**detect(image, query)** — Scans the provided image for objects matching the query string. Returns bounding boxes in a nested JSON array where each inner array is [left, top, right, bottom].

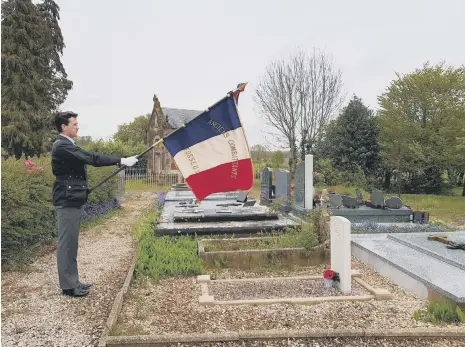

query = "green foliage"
[[1, 157, 56, 263], [270, 150, 286, 169], [134, 207, 204, 282], [1, 0, 72, 158], [414, 300, 464, 324], [82, 139, 147, 168], [113, 114, 151, 146], [377, 62, 465, 194], [1, 155, 121, 264], [319, 95, 381, 178]]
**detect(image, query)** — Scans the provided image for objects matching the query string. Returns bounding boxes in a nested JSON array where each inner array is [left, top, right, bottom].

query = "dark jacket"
[[51, 136, 121, 207]]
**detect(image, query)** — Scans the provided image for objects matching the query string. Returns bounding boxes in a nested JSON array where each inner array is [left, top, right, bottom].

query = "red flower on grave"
[[323, 269, 335, 280], [291, 184, 295, 189]]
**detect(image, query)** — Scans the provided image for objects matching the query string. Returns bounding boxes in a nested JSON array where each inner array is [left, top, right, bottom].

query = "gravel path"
[[209, 278, 369, 300], [116, 258, 463, 344], [1, 191, 154, 347]]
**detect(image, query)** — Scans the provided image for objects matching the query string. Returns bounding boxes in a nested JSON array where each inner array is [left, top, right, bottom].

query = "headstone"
[[328, 194, 343, 209], [342, 195, 358, 209], [275, 169, 291, 200], [330, 216, 351, 294], [236, 191, 248, 203], [294, 163, 305, 208], [385, 196, 403, 209], [371, 189, 385, 208], [260, 168, 272, 205], [305, 155, 314, 210], [414, 211, 429, 224], [356, 189, 364, 205]]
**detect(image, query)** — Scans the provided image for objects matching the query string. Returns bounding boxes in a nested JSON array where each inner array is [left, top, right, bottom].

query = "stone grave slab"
[[330, 205, 412, 223], [158, 189, 298, 236], [387, 233, 465, 270], [352, 231, 465, 304]]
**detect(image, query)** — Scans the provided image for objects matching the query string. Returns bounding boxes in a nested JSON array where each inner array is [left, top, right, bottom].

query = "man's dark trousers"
[[56, 205, 84, 290]]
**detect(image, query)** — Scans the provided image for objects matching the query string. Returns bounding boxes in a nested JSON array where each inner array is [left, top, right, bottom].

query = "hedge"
[[1, 155, 122, 264]]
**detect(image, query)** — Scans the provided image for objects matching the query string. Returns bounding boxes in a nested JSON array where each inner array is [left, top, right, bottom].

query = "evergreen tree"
[[320, 95, 380, 177], [1, 0, 72, 158]]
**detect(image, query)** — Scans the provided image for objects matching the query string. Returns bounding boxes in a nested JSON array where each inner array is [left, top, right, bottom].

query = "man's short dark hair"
[[54, 111, 78, 133]]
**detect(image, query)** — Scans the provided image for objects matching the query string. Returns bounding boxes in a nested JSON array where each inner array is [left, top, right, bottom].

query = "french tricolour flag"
[[163, 83, 253, 201]]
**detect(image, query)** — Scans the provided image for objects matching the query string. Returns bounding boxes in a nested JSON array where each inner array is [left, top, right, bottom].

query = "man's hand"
[[120, 156, 138, 167]]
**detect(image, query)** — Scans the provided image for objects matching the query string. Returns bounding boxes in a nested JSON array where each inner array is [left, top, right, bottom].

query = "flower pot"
[[323, 278, 333, 288]]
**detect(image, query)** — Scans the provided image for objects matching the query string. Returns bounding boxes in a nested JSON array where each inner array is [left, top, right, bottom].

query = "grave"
[[275, 169, 291, 200], [352, 230, 465, 305], [260, 167, 274, 205], [157, 187, 298, 236]]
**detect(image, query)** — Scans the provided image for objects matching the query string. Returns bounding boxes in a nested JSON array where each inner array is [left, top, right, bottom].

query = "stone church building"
[[146, 94, 202, 180]]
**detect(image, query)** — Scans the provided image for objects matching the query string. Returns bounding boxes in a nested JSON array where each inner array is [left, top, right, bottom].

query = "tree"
[[250, 144, 269, 163], [319, 95, 381, 178], [377, 62, 465, 194], [270, 150, 285, 169], [254, 48, 344, 175], [113, 114, 151, 145], [1, 0, 72, 158]]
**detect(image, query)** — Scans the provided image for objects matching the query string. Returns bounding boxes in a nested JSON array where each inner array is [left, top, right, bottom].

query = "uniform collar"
[[59, 134, 75, 145]]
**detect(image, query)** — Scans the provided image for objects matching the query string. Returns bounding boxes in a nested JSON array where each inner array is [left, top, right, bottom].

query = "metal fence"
[[121, 167, 184, 188]]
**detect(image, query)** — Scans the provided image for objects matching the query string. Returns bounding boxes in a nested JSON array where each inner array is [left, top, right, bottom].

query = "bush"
[[1, 155, 122, 264], [134, 204, 204, 282]]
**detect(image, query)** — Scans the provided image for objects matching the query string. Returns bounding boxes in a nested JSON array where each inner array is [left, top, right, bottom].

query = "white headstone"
[[305, 154, 314, 210], [330, 216, 351, 293]]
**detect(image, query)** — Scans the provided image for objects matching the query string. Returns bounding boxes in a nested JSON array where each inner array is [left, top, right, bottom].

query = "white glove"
[[120, 156, 138, 167]]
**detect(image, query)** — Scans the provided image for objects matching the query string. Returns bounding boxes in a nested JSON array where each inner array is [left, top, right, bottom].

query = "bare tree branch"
[[254, 48, 345, 174]]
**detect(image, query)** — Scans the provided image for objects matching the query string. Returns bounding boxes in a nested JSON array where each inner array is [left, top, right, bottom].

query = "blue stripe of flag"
[[163, 96, 242, 157]]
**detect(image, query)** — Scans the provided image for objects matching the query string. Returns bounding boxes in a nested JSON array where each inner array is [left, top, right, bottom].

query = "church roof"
[[162, 108, 203, 129]]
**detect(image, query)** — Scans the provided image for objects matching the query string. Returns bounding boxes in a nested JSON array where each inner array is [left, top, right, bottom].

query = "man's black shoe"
[[62, 287, 89, 297], [78, 281, 93, 290]]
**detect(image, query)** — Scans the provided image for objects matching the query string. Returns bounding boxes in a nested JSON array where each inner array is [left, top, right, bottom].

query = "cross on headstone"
[[330, 216, 351, 294]]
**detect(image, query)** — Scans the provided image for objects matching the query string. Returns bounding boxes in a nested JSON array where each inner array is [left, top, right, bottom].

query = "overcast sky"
[[57, 0, 465, 147]]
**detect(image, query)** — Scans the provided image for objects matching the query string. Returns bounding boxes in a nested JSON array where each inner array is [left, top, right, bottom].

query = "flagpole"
[[88, 138, 164, 194]]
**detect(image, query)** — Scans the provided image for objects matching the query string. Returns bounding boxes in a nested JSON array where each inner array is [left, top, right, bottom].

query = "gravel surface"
[[1, 192, 154, 347], [116, 259, 463, 339], [142, 339, 465, 347], [209, 279, 369, 300]]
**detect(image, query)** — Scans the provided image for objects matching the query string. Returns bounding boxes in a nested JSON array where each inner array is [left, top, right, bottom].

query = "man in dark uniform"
[[52, 111, 138, 297]]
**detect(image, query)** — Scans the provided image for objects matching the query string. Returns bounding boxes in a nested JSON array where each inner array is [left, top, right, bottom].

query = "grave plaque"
[[342, 195, 358, 209], [385, 196, 403, 209], [260, 168, 272, 205], [330, 216, 352, 293], [294, 163, 305, 208], [371, 189, 385, 208], [236, 191, 248, 203], [275, 169, 291, 200], [328, 194, 343, 209]]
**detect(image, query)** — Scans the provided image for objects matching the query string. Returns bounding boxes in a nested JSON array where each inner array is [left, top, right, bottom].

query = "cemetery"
[[98, 154, 465, 346]]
